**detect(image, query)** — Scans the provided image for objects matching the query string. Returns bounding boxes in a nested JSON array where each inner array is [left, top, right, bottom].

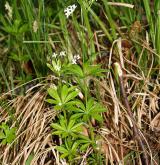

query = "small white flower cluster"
[[51, 51, 66, 59], [5, 1, 12, 19], [54, 65, 61, 71], [52, 52, 57, 58], [64, 4, 77, 18], [50, 59, 61, 72], [71, 54, 80, 64], [59, 51, 66, 57]]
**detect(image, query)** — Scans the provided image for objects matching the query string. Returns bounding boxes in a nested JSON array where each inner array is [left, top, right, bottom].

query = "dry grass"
[[0, 79, 64, 165], [91, 37, 160, 164]]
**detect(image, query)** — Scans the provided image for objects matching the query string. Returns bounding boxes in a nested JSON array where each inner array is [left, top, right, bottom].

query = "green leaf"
[[56, 146, 68, 154], [80, 143, 90, 151], [51, 115, 83, 138], [64, 91, 79, 103], [0, 131, 5, 139], [66, 65, 84, 77], [59, 116, 66, 128], [67, 119, 76, 130], [19, 24, 28, 33], [86, 98, 95, 110], [45, 99, 57, 104], [52, 131, 64, 136], [92, 114, 103, 121], [68, 86, 77, 92], [1, 139, 7, 145], [61, 85, 69, 103], [76, 100, 86, 111], [65, 100, 81, 107], [47, 88, 61, 102], [54, 105, 63, 110], [70, 113, 83, 119], [60, 152, 69, 159], [83, 62, 106, 77], [0, 123, 16, 145], [47, 85, 79, 109], [71, 122, 83, 132], [51, 123, 65, 131], [72, 142, 80, 151]]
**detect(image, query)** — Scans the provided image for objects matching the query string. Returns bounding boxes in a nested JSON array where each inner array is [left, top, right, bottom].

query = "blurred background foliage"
[[0, 0, 159, 92]]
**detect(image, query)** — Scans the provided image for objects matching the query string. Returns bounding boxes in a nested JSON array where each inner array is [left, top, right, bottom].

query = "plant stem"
[[113, 62, 149, 165]]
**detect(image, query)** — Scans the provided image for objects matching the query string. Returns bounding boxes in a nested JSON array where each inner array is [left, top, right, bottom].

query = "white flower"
[[5, 2, 12, 19], [52, 52, 58, 58], [75, 54, 80, 60], [33, 20, 38, 33], [71, 58, 77, 64], [55, 65, 61, 71], [59, 51, 66, 57], [64, 4, 77, 18], [71, 54, 80, 64]]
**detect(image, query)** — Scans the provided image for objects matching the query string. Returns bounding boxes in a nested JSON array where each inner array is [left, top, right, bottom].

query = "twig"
[[113, 62, 149, 165]]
